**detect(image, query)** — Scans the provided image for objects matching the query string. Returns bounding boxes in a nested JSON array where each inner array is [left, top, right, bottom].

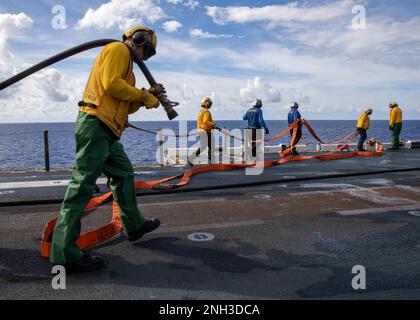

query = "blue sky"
[[0, 0, 419, 122]]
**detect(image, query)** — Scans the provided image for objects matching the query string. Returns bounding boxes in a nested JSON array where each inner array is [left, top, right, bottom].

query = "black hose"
[[0, 39, 118, 90], [0, 38, 179, 119]]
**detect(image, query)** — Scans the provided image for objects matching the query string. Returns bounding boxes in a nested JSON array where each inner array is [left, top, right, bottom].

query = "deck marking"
[[0, 190, 15, 195], [155, 219, 264, 234], [408, 211, 420, 217], [253, 194, 272, 199], [338, 203, 420, 216], [139, 198, 227, 207], [188, 232, 215, 241], [134, 171, 156, 175], [0, 178, 108, 190]]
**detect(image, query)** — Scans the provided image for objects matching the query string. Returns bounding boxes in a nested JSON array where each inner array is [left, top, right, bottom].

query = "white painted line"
[[0, 190, 15, 195], [337, 203, 420, 216], [253, 194, 272, 200], [0, 178, 108, 190], [408, 211, 420, 217], [140, 198, 227, 207], [134, 171, 156, 175]]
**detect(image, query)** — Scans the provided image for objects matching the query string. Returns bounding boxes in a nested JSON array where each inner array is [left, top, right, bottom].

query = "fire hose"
[[40, 120, 383, 257]]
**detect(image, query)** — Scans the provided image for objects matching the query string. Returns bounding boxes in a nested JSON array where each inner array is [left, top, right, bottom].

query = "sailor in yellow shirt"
[[49, 26, 163, 273], [389, 102, 403, 150], [356, 108, 372, 151], [188, 97, 220, 166]]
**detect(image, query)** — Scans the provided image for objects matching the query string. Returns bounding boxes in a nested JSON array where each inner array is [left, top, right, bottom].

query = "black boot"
[[128, 218, 161, 242], [57, 254, 105, 274]]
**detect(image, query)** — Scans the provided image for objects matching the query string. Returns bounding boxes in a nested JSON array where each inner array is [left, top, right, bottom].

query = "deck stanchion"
[[44, 130, 50, 172], [158, 128, 164, 166]]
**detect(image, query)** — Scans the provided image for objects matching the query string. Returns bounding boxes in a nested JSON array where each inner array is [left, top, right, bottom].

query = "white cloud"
[[290, 16, 420, 67], [167, 0, 199, 10], [184, 0, 199, 10], [0, 13, 33, 60], [0, 67, 85, 122], [76, 0, 165, 31], [189, 28, 232, 39], [206, 0, 353, 25], [239, 77, 282, 104], [0, 13, 84, 122], [162, 20, 183, 33]]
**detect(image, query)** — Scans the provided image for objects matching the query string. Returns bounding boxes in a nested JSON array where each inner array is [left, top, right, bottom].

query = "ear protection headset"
[[123, 27, 157, 60]]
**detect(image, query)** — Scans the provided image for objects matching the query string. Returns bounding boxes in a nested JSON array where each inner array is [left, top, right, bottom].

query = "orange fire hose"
[[40, 120, 383, 258]]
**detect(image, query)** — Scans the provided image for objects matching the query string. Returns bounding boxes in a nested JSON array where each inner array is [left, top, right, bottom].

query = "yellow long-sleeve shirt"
[[197, 108, 217, 132], [80, 42, 147, 137], [389, 106, 403, 126], [357, 113, 370, 130]]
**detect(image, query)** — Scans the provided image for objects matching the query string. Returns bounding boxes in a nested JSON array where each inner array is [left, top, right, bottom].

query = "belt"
[[78, 101, 97, 109]]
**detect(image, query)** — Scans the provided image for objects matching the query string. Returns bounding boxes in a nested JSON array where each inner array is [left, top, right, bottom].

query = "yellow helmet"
[[201, 97, 213, 107], [123, 26, 157, 59]]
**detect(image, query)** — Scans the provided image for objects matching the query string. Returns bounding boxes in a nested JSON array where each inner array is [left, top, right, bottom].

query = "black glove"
[[265, 128, 269, 135]]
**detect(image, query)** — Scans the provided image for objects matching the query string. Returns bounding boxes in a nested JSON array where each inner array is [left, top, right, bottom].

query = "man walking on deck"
[[49, 26, 163, 273], [287, 102, 302, 156], [243, 99, 269, 157], [188, 97, 220, 166], [356, 108, 373, 151], [389, 102, 403, 150]]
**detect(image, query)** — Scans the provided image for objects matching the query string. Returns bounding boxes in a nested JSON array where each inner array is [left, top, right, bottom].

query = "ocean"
[[0, 120, 419, 171]]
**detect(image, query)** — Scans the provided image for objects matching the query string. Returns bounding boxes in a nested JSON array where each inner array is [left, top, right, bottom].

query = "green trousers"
[[390, 122, 402, 149], [50, 112, 145, 264]]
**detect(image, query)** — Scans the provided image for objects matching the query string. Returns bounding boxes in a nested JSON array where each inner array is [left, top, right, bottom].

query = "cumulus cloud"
[[0, 12, 34, 100], [0, 13, 84, 122], [184, 0, 199, 10], [167, 0, 199, 10], [162, 20, 183, 33], [0, 67, 85, 122], [206, 0, 353, 25], [290, 16, 420, 68], [239, 77, 282, 104], [189, 28, 232, 39], [0, 13, 33, 60], [283, 88, 310, 106], [76, 0, 165, 31], [33, 69, 73, 102]]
